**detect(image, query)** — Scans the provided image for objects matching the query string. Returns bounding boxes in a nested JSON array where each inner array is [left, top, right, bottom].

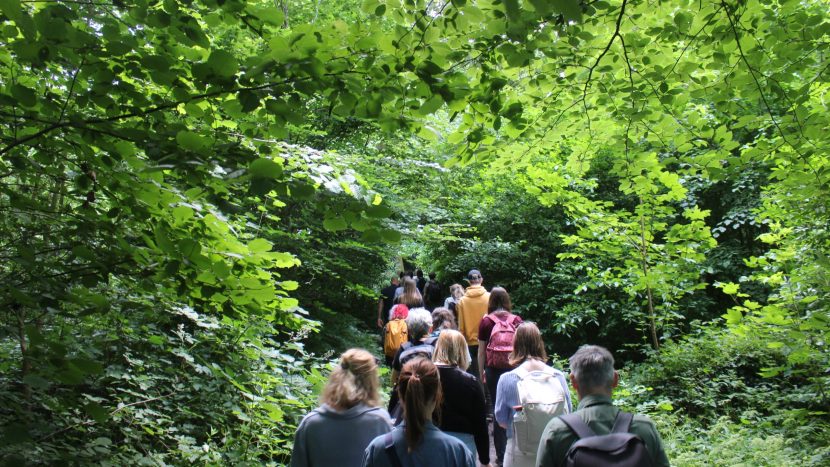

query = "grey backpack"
[[560, 411, 652, 467]]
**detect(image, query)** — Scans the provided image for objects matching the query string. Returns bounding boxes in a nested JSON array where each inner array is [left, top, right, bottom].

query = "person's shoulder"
[[362, 406, 393, 423], [631, 412, 661, 434]]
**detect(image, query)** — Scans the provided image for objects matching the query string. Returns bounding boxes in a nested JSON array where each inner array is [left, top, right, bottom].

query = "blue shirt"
[[291, 404, 392, 467], [362, 422, 476, 467]]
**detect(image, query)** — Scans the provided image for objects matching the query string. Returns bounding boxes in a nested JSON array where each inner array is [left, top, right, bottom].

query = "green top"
[[536, 394, 671, 467]]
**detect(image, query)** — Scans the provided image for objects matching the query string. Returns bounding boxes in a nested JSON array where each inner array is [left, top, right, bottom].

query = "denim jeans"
[[485, 366, 510, 464]]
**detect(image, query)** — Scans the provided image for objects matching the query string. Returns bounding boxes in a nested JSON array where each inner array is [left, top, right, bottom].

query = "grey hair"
[[406, 307, 433, 340], [569, 345, 615, 391]]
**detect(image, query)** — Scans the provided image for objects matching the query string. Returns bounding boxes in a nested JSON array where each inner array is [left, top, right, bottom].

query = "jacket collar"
[[576, 394, 614, 410]]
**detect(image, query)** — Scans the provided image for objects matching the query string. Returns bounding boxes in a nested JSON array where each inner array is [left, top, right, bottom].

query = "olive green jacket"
[[536, 394, 670, 467]]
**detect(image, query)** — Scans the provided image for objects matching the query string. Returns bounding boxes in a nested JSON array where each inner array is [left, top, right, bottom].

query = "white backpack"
[[512, 366, 569, 454]]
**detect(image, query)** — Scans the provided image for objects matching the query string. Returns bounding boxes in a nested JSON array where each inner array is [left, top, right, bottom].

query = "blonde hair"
[[508, 322, 548, 367], [432, 329, 470, 370], [321, 348, 381, 410]]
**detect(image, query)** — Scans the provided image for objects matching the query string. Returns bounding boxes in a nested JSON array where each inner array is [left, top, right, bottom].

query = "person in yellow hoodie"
[[456, 269, 490, 380]]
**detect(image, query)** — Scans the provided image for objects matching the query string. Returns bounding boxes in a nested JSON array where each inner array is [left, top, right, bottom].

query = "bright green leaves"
[[418, 94, 444, 116]]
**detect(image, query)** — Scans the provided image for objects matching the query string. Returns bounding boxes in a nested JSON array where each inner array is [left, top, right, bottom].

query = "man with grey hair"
[[536, 345, 670, 467]]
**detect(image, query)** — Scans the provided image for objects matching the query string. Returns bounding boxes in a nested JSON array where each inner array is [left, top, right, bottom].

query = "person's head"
[[509, 322, 547, 367], [399, 277, 422, 307], [404, 271, 413, 279], [321, 348, 381, 411], [399, 271, 405, 280], [431, 307, 456, 332], [488, 286, 512, 313], [428, 272, 436, 280], [391, 275, 400, 286], [406, 307, 433, 340], [569, 345, 618, 397], [432, 329, 470, 370], [391, 304, 409, 320], [416, 269, 424, 278], [398, 358, 442, 451], [467, 269, 483, 285], [449, 283, 465, 300]]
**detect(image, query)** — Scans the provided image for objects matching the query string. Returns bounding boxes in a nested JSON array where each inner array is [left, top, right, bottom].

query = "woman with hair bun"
[[363, 358, 475, 467], [292, 349, 392, 467]]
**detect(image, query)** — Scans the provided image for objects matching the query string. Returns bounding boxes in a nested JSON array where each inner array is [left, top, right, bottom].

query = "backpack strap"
[[384, 432, 404, 467], [560, 413, 597, 440], [610, 411, 634, 434]]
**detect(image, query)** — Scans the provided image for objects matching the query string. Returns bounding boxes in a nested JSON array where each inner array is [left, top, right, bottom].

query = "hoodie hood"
[[316, 403, 379, 420], [464, 284, 487, 298]]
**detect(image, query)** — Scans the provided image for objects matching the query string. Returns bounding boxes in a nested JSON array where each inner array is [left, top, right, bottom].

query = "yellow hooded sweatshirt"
[[457, 285, 490, 346]]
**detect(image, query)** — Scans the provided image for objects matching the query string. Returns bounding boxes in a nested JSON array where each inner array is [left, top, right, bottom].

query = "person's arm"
[[468, 377, 491, 466], [494, 373, 516, 429], [377, 298, 384, 329], [477, 342, 486, 382], [290, 418, 309, 467], [535, 419, 562, 467]]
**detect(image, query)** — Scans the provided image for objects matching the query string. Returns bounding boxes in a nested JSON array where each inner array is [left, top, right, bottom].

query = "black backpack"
[[398, 337, 437, 367], [560, 411, 653, 467]]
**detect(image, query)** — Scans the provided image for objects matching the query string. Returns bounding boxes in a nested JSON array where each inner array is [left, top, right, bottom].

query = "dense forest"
[[1, 0, 828, 464]]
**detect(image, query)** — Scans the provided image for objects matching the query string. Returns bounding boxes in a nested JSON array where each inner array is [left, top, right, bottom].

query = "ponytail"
[[397, 357, 442, 452]]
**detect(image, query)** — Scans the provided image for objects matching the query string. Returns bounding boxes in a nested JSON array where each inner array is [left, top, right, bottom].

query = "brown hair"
[[487, 286, 512, 313], [431, 307, 456, 332], [508, 322, 547, 367], [432, 329, 470, 370], [398, 277, 423, 308], [398, 358, 442, 451], [321, 348, 381, 411], [449, 283, 465, 300]]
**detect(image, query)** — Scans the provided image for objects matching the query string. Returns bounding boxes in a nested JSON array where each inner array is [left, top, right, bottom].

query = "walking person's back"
[[536, 345, 670, 467], [456, 269, 489, 378], [292, 349, 392, 467]]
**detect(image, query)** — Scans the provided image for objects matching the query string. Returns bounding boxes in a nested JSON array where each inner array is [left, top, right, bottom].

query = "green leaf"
[[374, 4, 386, 16], [10, 84, 36, 107], [0, 0, 22, 23], [176, 130, 210, 151], [249, 158, 283, 179], [207, 50, 239, 78], [323, 216, 348, 231], [418, 94, 443, 115], [552, 0, 581, 22], [365, 204, 393, 218], [380, 228, 402, 242]]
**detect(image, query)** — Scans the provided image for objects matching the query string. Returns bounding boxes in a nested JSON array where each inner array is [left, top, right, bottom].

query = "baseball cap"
[[467, 269, 482, 281]]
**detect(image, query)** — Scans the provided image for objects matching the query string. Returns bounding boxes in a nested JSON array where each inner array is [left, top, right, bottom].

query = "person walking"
[[430, 307, 457, 337], [292, 349, 392, 467], [456, 270, 489, 379], [395, 277, 425, 309], [378, 275, 400, 330], [477, 287, 522, 466], [433, 329, 491, 467], [423, 272, 444, 311], [536, 345, 670, 467], [362, 358, 475, 467], [444, 284, 465, 313], [494, 323, 571, 467]]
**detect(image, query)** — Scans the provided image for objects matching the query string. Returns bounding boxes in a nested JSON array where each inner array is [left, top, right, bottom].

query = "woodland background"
[[0, 0, 828, 464]]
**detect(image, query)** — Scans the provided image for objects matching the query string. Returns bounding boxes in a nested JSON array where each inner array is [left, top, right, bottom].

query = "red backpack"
[[485, 313, 519, 369]]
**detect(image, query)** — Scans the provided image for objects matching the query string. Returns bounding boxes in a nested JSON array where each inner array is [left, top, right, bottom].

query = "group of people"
[[292, 269, 670, 467]]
